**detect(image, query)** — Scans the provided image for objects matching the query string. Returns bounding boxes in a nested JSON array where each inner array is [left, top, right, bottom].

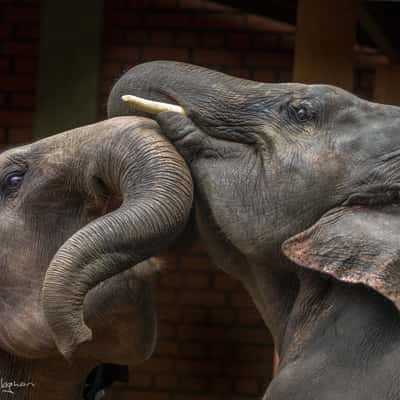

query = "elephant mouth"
[[343, 187, 400, 208]]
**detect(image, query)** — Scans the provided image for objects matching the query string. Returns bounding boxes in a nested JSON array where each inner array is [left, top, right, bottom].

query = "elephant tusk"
[[121, 94, 186, 115]]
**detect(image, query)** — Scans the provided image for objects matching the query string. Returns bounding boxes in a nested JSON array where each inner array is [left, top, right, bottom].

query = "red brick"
[[15, 23, 39, 38], [159, 305, 181, 322], [278, 69, 292, 82], [104, 45, 140, 62], [194, 13, 244, 30], [234, 378, 259, 395], [178, 376, 208, 392], [130, 373, 152, 389], [116, 391, 171, 400], [127, 0, 151, 8], [226, 67, 251, 79], [108, 12, 141, 27], [236, 308, 263, 326], [193, 49, 242, 67], [245, 52, 292, 68], [210, 308, 235, 324], [104, 0, 127, 10], [175, 31, 200, 47], [0, 24, 12, 39], [180, 255, 214, 271], [253, 33, 279, 50], [11, 93, 34, 108], [178, 325, 226, 341], [184, 273, 210, 289], [213, 273, 238, 291], [227, 33, 250, 49], [0, 76, 34, 91], [231, 291, 256, 308], [146, 13, 196, 29], [2, 42, 36, 56], [150, 30, 174, 45], [252, 69, 277, 83], [8, 128, 32, 144], [158, 322, 177, 339], [182, 307, 207, 323], [4, 6, 39, 22], [14, 58, 37, 73], [142, 46, 189, 62], [181, 342, 207, 359], [0, 59, 9, 73], [235, 345, 274, 362], [280, 33, 294, 51], [225, 361, 272, 378], [0, 128, 7, 145], [179, 0, 203, 9], [151, 0, 179, 8], [201, 32, 225, 48], [228, 327, 271, 344], [175, 396, 221, 400], [209, 343, 234, 359], [139, 358, 175, 373], [0, 112, 32, 128], [179, 290, 225, 306], [155, 374, 178, 390], [125, 29, 149, 44], [210, 377, 232, 394], [176, 360, 222, 376], [155, 340, 178, 357], [157, 289, 177, 305]]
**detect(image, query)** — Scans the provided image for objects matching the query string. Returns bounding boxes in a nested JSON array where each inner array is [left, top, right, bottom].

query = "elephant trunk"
[[107, 61, 264, 122], [42, 117, 193, 360]]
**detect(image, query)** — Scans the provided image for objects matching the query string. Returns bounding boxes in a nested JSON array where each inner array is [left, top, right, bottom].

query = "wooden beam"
[[33, 0, 104, 139], [294, 0, 360, 90], [374, 65, 400, 105], [359, 5, 398, 64]]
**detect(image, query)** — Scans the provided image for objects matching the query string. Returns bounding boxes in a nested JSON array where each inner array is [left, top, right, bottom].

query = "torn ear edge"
[[281, 207, 400, 313]]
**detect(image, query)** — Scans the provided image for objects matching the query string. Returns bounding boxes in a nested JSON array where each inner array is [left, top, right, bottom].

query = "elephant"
[[107, 61, 400, 400], [0, 116, 193, 399]]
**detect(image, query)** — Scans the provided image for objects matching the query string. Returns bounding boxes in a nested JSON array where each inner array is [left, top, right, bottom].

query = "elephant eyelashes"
[[2, 172, 25, 195], [288, 101, 315, 123]]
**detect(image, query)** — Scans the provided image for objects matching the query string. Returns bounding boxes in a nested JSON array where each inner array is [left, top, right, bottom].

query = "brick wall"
[[0, 1, 39, 147], [0, 1, 377, 399], [99, 1, 376, 399]]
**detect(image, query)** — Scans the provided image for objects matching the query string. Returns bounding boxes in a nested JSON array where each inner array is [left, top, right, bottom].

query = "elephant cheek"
[[0, 296, 56, 359]]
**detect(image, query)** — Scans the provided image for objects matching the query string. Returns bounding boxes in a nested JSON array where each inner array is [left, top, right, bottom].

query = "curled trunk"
[[42, 117, 193, 359]]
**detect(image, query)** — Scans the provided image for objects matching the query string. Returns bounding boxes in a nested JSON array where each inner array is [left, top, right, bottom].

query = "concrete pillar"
[[293, 0, 360, 90], [374, 65, 400, 105], [34, 0, 104, 139]]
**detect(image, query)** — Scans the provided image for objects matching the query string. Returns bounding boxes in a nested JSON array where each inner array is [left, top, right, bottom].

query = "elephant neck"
[[268, 272, 400, 399], [0, 349, 93, 400]]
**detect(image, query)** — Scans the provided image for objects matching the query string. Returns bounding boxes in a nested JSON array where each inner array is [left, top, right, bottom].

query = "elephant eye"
[[289, 102, 314, 123], [4, 173, 25, 192]]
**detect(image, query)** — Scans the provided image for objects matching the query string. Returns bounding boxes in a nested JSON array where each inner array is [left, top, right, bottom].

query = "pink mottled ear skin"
[[283, 206, 400, 313]]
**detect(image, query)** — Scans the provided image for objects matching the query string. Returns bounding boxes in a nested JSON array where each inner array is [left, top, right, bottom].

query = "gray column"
[[34, 0, 104, 138]]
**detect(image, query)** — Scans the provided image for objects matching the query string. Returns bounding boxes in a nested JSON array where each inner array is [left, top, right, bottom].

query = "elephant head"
[[108, 61, 400, 398], [0, 116, 193, 364]]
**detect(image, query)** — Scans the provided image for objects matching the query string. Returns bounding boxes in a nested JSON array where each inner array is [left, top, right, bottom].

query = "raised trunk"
[[41, 117, 193, 359]]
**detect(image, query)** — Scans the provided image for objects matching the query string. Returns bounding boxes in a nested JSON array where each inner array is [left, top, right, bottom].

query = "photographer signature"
[[0, 378, 34, 395]]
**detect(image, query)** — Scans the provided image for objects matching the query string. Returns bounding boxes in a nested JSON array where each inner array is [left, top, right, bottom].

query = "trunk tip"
[[56, 324, 93, 362]]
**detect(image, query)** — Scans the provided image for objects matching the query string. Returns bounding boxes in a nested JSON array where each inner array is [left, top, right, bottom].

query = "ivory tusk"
[[121, 94, 186, 115]]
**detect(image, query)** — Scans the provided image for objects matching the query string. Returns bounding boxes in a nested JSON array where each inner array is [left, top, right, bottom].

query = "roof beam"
[[356, 5, 397, 63]]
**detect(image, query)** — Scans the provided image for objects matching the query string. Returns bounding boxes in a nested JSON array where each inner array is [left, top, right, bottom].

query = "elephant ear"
[[282, 205, 400, 311]]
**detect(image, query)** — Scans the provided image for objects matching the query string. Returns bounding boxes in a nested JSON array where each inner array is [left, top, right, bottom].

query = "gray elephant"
[[108, 61, 400, 400], [0, 116, 193, 399]]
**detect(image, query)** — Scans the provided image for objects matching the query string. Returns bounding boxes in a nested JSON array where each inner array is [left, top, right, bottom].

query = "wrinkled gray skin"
[[108, 61, 400, 400], [0, 116, 193, 399]]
